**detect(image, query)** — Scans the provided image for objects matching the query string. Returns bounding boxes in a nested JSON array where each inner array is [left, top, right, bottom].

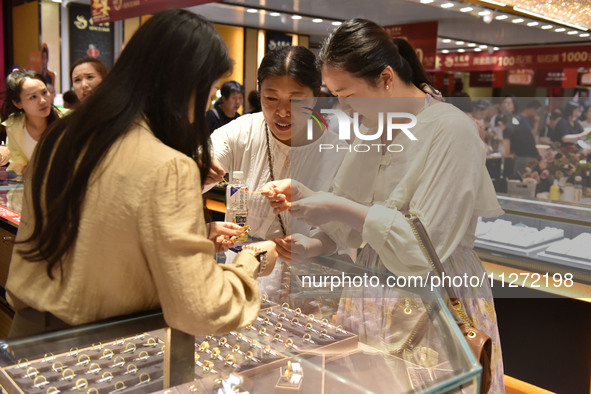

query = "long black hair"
[[317, 18, 430, 89], [19, 9, 232, 278], [257, 46, 321, 96], [1, 68, 60, 124]]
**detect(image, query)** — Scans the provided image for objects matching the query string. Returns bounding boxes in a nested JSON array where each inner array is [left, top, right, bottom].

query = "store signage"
[[91, 0, 220, 24], [435, 44, 591, 71], [580, 70, 591, 86], [0, 206, 20, 225], [265, 31, 293, 54], [70, 3, 114, 69], [470, 71, 495, 87], [506, 69, 534, 86], [384, 21, 438, 70]]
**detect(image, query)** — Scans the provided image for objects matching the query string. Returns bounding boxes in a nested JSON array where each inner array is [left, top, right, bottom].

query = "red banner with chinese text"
[[384, 21, 438, 70], [91, 0, 220, 24], [434, 44, 591, 72]]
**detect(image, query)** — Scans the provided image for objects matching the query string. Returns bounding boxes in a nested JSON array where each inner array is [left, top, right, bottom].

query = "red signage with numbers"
[[384, 21, 438, 70], [91, 0, 220, 24], [435, 44, 591, 71]]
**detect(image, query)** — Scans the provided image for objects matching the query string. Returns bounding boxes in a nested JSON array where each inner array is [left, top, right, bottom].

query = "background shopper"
[[70, 57, 108, 103]]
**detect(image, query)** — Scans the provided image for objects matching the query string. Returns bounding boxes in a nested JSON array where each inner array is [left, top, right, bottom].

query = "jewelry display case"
[[0, 257, 485, 393]]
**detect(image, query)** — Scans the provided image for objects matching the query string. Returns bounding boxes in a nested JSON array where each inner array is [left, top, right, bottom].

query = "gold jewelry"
[[51, 361, 64, 372], [124, 342, 136, 353], [266, 307, 273, 315], [224, 354, 236, 367], [285, 338, 294, 349], [88, 388, 100, 394], [236, 333, 244, 342], [258, 326, 267, 336], [43, 353, 55, 362], [202, 360, 214, 373], [33, 375, 47, 388], [88, 362, 101, 374], [198, 341, 210, 352], [146, 337, 158, 347], [112, 356, 125, 368], [244, 351, 254, 361], [100, 371, 113, 383], [303, 333, 313, 343], [218, 337, 227, 347], [232, 344, 241, 353], [321, 319, 329, 328], [26, 366, 39, 378], [278, 312, 287, 320], [275, 322, 283, 331], [101, 348, 114, 360], [294, 308, 302, 317], [139, 372, 151, 384], [308, 314, 315, 321], [137, 351, 149, 361], [62, 368, 75, 381], [261, 294, 268, 303], [194, 352, 200, 364], [210, 347, 221, 359], [114, 381, 126, 390], [75, 378, 88, 390], [282, 302, 290, 311], [47, 387, 59, 394], [291, 317, 299, 325], [273, 333, 282, 342], [77, 354, 90, 366], [126, 363, 138, 374]]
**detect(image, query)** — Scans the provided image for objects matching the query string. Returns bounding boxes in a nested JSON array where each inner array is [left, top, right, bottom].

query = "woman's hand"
[[260, 179, 313, 214], [206, 221, 242, 253], [241, 240, 278, 277], [0, 146, 11, 167], [272, 233, 323, 262], [205, 158, 226, 186]]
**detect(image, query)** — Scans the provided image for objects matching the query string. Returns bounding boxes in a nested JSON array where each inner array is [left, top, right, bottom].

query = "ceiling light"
[[442, 49, 450, 54], [420, 0, 434, 3], [460, 7, 473, 12], [568, 30, 579, 35], [493, 46, 500, 50], [527, 21, 539, 27], [442, 38, 452, 43], [332, 21, 342, 26], [291, 15, 302, 20], [312, 18, 323, 23], [456, 41, 465, 45], [458, 48, 466, 53], [441, 3, 454, 8], [555, 27, 566, 32], [479, 44, 488, 48], [269, 12, 280, 16], [468, 43, 477, 47], [512, 18, 524, 24], [474, 48, 483, 52], [481, 0, 506, 6], [246, 8, 258, 13], [541, 24, 553, 29], [478, 11, 491, 16], [495, 15, 508, 20], [581, 33, 591, 37]]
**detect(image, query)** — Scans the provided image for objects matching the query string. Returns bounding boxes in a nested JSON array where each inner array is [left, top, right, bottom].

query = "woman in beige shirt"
[[6, 9, 277, 338]]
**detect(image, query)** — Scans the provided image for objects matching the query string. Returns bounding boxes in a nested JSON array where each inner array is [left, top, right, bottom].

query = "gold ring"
[[33, 375, 47, 388], [224, 354, 236, 367], [308, 314, 315, 321], [43, 353, 55, 362], [303, 333, 312, 343], [218, 337, 227, 347], [26, 366, 38, 378], [115, 337, 125, 345], [17, 358, 29, 368], [91, 342, 102, 351], [75, 378, 88, 390], [68, 348, 79, 357], [245, 351, 253, 361], [321, 319, 329, 328], [102, 348, 114, 359], [321, 328, 328, 337], [214, 377, 223, 386], [285, 338, 294, 349], [245, 324, 252, 330], [88, 362, 101, 374], [62, 368, 75, 381], [210, 347, 221, 359], [273, 333, 282, 342], [263, 317, 270, 325], [127, 363, 138, 374], [305, 323, 313, 331], [266, 307, 273, 315], [101, 371, 113, 382], [147, 337, 157, 347], [291, 317, 299, 325], [281, 302, 289, 311], [232, 344, 241, 353], [114, 381, 126, 390], [113, 356, 125, 368], [279, 312, 287, 320], [139, 372, 151, 384], [77, 354, 90, 366], [261, 294, 268, 303], [236, 333, 244, 342], [258, 326, 267, 335], [138, 350, 149, 361], [47, 386, 59, 394], [336, 325, 344, 333], [87, 389, 99, 394], [194, 352, 200, 363], [202, 360, 214, 373], [125, 342, 137, 352], [205, 335, 213, 341], [52, 361, 64, 372], [294, 308, 302, 316], [263, 345, 271, 354], [198, 341, 210, 352]]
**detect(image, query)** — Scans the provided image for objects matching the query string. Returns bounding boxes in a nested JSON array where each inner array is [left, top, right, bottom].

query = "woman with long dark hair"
[[1, 69, 63, 174], [6, 9, 277, 338], [263, 19, 504, 393]]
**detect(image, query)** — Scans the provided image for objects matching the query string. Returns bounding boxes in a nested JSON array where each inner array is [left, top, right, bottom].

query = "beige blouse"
[[6, 121, 261, 335]]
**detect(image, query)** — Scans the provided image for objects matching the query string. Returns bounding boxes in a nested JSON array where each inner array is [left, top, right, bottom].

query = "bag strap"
[[404, 213, 475, 327]]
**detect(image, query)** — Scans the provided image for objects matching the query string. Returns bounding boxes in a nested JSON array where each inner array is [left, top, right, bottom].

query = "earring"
[[386, 85, 390, 90]]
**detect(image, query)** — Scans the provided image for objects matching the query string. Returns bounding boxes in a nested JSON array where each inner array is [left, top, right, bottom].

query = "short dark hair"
[[258, 46, 321, 96], [220, 81, 242, 98], [62, 90, 79, 106], [70, 57, 108, 81], [318, 19, 430, 89], [525, 100, 542, 110]]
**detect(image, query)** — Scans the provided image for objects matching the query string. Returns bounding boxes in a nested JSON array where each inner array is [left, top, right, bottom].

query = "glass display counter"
[[0, 255, 484, 393]]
